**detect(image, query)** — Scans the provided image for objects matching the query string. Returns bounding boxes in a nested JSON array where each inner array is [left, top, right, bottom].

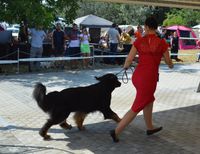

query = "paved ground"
[[0, 63, 200, 154]]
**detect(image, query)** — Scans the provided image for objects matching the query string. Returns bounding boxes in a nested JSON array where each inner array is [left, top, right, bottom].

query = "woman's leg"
[[115, 109, 138, 135], [86, 53, 91, 67], [143, 102, 163, 135], [143, 102, 154, 130]]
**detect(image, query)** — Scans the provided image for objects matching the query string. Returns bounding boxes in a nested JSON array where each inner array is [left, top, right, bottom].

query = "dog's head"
[[95, 73, 121, 89]]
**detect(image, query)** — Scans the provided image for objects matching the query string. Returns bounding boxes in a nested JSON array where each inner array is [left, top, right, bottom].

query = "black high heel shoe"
[[146, 127, 163, 135], [110, 130, 119, 143]]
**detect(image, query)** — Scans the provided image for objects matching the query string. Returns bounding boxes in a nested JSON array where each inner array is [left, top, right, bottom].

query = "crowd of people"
[[27, 23, 92, 71], [0, 19, 184, 71], [28, 21, 167, 71]]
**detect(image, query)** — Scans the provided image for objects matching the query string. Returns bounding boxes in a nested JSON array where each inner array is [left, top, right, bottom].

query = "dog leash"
[[115, 66, 135, 84]]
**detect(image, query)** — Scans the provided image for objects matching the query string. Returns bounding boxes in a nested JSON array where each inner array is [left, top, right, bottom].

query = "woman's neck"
[[147, 30, 156, 35]]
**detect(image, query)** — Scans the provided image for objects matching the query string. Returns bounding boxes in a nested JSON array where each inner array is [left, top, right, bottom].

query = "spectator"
[[28, 24, 46, 72], [99, 36, 108, 49], [196, 40, 200, 62], [128, 28, 136, 44], [135, 25, 143, 39], [121, 31, 132, 44], [107, 23, 120, 64], [170, 31, 183, 62], [160, 29, 167, 39], [0, 24, 4, 31], [196, 53, 200, 62], [80, 28, 91, 68], [52, 23, 65, 57], [116, 24, 122, 35], [19, 21, 29, 43], [66, 23, 81, 69]]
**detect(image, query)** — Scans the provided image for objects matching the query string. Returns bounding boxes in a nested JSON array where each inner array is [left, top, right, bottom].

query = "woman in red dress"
[[110, 17, 174, 142]]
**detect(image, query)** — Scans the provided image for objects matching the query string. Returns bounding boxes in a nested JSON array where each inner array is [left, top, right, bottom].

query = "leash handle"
[[115, 68, 125, 76], [116, 66, 135, 84], [121, 69, 128, 84]]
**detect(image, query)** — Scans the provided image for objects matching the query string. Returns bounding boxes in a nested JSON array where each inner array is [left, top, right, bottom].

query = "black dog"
[[33, 73, 121, 140]]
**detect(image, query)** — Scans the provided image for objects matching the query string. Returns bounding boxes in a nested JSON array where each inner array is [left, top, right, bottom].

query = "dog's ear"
[[95, 74, 114, 81]]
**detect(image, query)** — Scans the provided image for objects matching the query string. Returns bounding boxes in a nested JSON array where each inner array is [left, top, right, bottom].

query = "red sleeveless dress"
[[131, 34, 168, 112]]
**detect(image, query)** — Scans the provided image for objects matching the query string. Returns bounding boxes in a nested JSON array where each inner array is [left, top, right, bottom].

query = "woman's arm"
[[123, 45, 137, 69], [163, 49, 173, 68]]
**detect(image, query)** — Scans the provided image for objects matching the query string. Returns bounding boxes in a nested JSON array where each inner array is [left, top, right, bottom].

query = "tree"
[[163, 9, 200, 27], [163, 13, 187, 26], [76, 1, 170, 26], [0, 0, 81, 27]]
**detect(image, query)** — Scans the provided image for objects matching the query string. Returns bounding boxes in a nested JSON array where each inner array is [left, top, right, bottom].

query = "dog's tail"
[[32, 82, 48, 112]]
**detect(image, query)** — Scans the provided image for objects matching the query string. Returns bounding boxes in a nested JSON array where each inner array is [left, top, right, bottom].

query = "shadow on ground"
[[0, 104, 199, 154]]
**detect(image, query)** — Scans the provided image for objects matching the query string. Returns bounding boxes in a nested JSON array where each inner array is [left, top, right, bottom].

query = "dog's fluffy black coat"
[[33, 73, 121, 139]]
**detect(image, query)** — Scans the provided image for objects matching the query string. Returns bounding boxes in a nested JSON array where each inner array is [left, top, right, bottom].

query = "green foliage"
[[163, 13, 187, 26], [163, 9, 200, 27], [77, 1, 168, 25], [0, 0, 81, 28], [1, 0, 199, 28]]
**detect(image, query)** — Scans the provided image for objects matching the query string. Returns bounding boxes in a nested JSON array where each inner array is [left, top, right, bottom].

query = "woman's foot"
[[146, 127, 163, 135], [110, 130, 119, 142]]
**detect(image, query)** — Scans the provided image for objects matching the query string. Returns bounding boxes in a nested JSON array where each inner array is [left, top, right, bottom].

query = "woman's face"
[[173, 32, 177, 37], [73, 25, 77, 30], [83, 29, 87, 34]]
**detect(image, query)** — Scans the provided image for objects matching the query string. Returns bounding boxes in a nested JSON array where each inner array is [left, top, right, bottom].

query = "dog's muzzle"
[[116, 81, 121, 87]]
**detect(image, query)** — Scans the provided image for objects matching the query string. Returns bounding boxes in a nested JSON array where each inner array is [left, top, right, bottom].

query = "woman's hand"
[[168, 63, 174, 69], [123, 63, 130, 70], [163, 49, 174, 69]]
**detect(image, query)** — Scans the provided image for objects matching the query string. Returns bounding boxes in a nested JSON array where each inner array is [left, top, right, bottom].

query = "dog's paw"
[[78, 126, 86, 131], [60, 124, 72, 130], [43, 135, 52, 141]]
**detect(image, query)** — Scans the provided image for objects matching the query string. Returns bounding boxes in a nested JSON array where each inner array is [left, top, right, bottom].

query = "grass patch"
[[178, 49, 199, 63]]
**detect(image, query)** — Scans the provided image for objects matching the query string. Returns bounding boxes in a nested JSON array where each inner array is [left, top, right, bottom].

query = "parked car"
[[7, 27, 19, 38]]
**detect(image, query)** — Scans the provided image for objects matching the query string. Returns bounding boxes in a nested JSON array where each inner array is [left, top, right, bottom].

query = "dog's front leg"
[[102, 108, 121, 123], [111, 111, 121, 123], [39, 119, 53, 140], [59, 120, 72, 130]]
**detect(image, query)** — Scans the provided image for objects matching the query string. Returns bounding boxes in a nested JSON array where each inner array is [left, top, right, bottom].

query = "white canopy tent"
[[74, 14, 113, 28], [193, 25, 200, 29]]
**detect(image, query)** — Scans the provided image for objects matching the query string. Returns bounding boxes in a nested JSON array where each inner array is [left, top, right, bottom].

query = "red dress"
[[131, 34, 168, 112]]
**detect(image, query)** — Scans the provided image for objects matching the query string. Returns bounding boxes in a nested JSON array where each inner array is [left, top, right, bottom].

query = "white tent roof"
[[74, 14, 113, 28], [193, 25, 200, 29]]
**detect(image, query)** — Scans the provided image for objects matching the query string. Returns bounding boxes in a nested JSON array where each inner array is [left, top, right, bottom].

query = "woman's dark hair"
[[112, 23, 117, 28], [128, 28, 135, 36], [145, 16, 158, 30]]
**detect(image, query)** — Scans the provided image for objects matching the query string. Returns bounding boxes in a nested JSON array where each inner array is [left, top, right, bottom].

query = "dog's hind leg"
[[40, 113, 70, 140], [59, 120, 72, 130], [39, 119, 54, 140], [73, 112, 87, 131]]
